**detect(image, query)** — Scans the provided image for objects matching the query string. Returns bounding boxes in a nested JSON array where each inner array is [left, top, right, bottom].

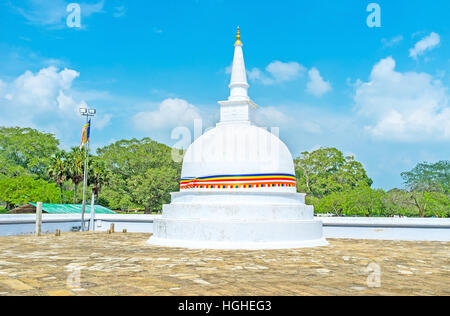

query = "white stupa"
[[147, 28, 327, 249]]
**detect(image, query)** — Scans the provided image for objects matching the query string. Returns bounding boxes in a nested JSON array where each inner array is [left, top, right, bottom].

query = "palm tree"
[[65, 147, 85, 204], [88, 157, 109, 203], [47, 151, 67, 203]]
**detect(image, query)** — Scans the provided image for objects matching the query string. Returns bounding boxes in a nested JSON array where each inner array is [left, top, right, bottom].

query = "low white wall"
[[0, 214, 90, 236], [320, 217, 450, 242], [94, 214, 159, 233], [0, 214, 449, 242], [0, 214, 160, 236]]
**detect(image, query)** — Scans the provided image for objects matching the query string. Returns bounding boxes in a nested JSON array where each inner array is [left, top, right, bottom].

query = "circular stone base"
[[147, 218, 328, 250], [147, 191, 328, 250], [147, 236, 329, 250]]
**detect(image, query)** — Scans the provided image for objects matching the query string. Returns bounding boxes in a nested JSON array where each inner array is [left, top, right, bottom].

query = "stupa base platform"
[[147, 236, 328, 250], [147, 218, 328, 250]]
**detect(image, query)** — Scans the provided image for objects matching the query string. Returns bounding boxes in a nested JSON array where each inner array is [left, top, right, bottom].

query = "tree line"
[[295, 148, 449, 218], [0, 127, 181, 213], [0, 126, 448, 217]]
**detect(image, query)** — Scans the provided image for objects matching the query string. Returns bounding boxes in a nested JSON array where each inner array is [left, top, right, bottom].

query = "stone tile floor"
[[0, 232, 448, 296]]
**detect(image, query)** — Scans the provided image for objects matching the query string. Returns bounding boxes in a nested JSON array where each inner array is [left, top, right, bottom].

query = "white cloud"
[[266, 61, 305, 83], [354, 57, 450, 141], [13, 0, 104, 28], [133, 98, 202, 131], [247, 67, 272, 84], [82, 0, 105, 17], [254, 105, 323, 136], [254, 106, 289, 127], [57, 90, 83, 112], [409, 32, 440, 59], [15, 0, 67, 26], [93, 113, 112, 130], [381, 35, 403, 48], [306, 68, 332, 97], [113, 5, 127, 18], [248, 61, 306, 85], [0, 66, 113, 137], [4, 66, 79, 110]]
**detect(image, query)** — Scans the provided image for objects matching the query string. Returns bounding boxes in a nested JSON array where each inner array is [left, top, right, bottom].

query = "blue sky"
[[0, 0, 449, 189]]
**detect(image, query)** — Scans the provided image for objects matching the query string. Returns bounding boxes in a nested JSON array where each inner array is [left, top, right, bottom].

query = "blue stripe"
[[86, 119, 91, 142]]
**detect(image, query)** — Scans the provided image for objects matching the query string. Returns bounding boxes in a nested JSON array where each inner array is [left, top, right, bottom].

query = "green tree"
[[0, 127, 60, 178], [0, 155, 29, 178], [406, 191, 450, 218], [97, 138, 181, 210], [295, 147, 373, 199], [343, 187, 385, 217], [423, 192, 450, 218], [315, 191, 347, 216], [130, 167, 180, 212], [401, 161, 449, 193], [384, 189, 415, 217], [47, 151, 67, 203], [65, 147, 85, 204], [88, 157, 110, 202], [316, 187, 385, 217], [0, 176, 60, 209], [401, 161, 450, 217]]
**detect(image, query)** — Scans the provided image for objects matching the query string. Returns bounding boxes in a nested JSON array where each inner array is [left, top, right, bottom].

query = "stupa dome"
[[182, 123, 297, 192]]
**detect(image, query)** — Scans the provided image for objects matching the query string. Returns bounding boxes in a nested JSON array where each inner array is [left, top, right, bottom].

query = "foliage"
[[314, 188, 449, 218], [96, 138, 181, 210], [0, 175, 60, 208], [0, 127, 59, 179], [130, 166, 180, 211], [401, 161, 449, 193], [315, 187, 385, 217], [47, 151, 67, 203], [61, 189, 76, 205], [295, 147, 373, 199], [424, 192, 450, 218], [408, 191, 450, 218], [296, 150, 449, 218], [65, 147, 86, 204], [88, 156, 110, 200], [0, 155, 30, 178]]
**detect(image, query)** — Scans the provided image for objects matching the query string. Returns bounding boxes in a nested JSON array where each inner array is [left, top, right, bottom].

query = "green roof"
[[29, 203, 116, 214]]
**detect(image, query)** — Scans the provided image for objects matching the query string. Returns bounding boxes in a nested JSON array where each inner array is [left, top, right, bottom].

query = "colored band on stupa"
[[180, 173, 297, 190]]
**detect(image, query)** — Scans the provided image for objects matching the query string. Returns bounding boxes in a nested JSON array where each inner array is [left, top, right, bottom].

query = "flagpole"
[[79, 107, 96, 232], [81, 115, 89, 231]]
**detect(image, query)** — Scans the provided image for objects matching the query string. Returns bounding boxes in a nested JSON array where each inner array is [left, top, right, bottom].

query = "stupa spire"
[[229, 27, 249, 101], [218, 28, 258, 125]]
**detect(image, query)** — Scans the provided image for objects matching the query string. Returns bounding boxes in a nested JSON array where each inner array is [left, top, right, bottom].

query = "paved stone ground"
[[0, 232, 448, 296]]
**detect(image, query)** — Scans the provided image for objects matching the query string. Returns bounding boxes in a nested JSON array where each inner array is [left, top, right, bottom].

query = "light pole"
[[79, 107, 96, 232]]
